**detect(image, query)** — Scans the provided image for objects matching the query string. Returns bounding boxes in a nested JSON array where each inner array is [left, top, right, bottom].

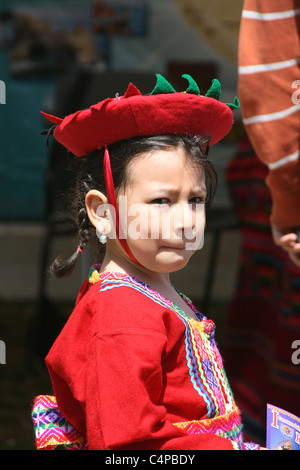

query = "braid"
[[77, 207, 91, 251], [49, 173, 94, 279]]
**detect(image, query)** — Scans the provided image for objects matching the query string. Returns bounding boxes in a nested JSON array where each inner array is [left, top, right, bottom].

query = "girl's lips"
[[160, 244, 186, 250]]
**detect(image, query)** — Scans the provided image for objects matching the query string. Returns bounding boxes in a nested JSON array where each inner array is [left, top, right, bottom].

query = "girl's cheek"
[[125, 205, 158, 241], [188, 209, 206, 250], [151, 208, 172, 240]]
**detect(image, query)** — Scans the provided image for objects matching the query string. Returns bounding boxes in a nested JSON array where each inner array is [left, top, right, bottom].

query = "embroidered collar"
[[87, 264, 216, 334]]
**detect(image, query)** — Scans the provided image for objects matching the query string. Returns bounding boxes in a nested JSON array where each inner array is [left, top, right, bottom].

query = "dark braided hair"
[[50, 134, 217, 278]]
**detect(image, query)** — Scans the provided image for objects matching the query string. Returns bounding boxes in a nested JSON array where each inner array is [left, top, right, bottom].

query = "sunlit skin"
[[271, 224, 300, 267], [85, 147, 207, 319]]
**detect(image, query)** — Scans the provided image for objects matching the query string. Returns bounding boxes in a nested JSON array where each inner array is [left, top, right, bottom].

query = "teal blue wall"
[[0, 1, 91, 220], [0, 55, 56, 219], [0, 0, 238, 220]]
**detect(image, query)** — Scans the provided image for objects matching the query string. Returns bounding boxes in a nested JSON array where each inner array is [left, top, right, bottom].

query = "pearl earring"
[[96, 220, 108, 245], [99, 232, 107, 244]]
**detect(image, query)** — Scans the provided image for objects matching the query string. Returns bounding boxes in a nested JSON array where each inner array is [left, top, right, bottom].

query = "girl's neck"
[[100, 251, 172, 290], [100, 250, 199, 322]]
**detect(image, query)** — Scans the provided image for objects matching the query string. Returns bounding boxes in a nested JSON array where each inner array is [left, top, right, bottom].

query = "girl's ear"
[[85, 190, 113, 236]]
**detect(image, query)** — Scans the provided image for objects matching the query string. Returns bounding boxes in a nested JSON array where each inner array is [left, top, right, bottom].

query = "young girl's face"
[[116, 146, 207, 274]]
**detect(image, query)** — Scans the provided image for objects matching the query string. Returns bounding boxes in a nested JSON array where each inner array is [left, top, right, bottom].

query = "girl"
[[32, 74, 259, 450]]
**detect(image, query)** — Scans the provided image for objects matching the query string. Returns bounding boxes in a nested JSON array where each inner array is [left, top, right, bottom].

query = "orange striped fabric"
[[238, 0, 300, 227]]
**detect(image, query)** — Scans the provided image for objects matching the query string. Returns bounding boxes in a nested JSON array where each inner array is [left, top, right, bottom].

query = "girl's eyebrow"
[[190, 187, 207, 196], [148, 186, 207, 197]]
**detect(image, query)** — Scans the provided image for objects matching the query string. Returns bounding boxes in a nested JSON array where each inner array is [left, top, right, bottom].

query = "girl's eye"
[[151, 198, 169, 205], [189, 196, 205, 204], [151, 197, 205, 205]]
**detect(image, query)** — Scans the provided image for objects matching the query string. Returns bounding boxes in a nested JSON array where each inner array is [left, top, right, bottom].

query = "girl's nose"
[[172, 203, 194, 239], [171, 203, 205, 250]]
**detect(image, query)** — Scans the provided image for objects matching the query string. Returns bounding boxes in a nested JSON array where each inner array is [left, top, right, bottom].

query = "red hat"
[[41, 74, 239, 157], [42, 74, 239, 266]]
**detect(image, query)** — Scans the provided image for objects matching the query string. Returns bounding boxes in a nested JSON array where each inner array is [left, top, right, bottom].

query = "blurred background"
[[2, 0, 298, 451]]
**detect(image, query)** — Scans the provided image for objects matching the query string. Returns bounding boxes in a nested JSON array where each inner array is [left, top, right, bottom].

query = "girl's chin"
[[138, 251, 192, 273]]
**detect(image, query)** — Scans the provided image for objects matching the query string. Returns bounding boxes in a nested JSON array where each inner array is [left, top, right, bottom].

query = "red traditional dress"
[[32, 266, 259, 450]]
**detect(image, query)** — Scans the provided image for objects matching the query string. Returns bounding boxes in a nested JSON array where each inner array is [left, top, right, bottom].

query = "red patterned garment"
[[36, 266, 259, 450], [238, 0, 300, 227], [223, 138, 300, 444]]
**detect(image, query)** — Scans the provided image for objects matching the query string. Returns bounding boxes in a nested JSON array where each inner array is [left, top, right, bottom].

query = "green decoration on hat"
[[149, 73, 239, 111], [182, 74, 200, 95], [205, 79, 221, 100], [226, 97, 240, 110], [150, 74, 176, 95]]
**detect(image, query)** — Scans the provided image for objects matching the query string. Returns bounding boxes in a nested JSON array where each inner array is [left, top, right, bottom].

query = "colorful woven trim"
[[174, 406, 243, 448], [32, 395, 87, 450], [173, 407, 260, 450]]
